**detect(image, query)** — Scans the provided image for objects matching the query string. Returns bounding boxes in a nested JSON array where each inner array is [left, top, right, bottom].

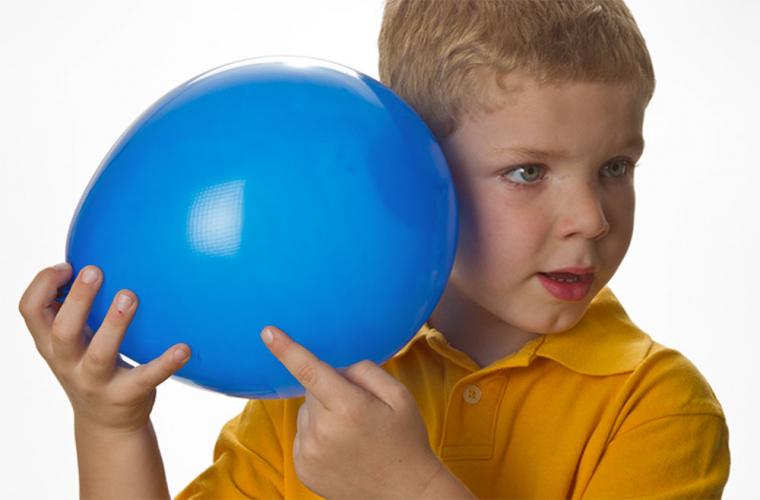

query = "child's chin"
[[526, 301, 592, 335]]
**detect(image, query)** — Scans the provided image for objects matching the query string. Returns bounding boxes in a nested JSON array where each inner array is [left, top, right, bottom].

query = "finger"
[[293, 427, 301, 459], [261, 325, 366, 411], [342, 360, 409, 409], [304, 387, 325, 413], [80, 289, 138, 381], [115, 343, 191, 399], [297, 399, 310, 432], [18, 263, 73, 349], [49, 265, 102, 364], [293, 401, 310, 461]]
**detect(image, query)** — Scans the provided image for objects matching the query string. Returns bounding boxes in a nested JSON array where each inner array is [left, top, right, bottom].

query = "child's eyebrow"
[[490, 136, 645, 161], [490, 146, 562, 161], [621, 135, 646, 156]]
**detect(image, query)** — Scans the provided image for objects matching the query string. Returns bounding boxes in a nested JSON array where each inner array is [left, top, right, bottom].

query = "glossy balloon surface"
[[61, 56, 457, 398]]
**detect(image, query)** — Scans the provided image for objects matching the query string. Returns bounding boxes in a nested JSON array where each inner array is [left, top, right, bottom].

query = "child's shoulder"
[[567, 286, 725, 421], [627, 339, 726, 419]]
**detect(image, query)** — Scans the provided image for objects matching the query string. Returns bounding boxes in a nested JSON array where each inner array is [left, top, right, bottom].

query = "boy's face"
[[437, 73, 646, 337]]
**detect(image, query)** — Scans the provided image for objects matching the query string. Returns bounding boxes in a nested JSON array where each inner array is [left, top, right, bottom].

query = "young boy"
[[19, 0, 730, 498]]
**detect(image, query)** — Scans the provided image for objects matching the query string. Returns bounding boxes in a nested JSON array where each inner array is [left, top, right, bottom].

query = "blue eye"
[[601, 158, 635, 178], [501, 164, 544, 185]]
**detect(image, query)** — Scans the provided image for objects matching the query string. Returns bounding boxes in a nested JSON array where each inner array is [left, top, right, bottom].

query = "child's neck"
[[428, 282, 541, 369]]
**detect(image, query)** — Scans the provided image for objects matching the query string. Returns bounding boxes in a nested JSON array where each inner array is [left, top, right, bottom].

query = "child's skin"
[[18, 72, 645, 498], [430, 71, 645, 368]]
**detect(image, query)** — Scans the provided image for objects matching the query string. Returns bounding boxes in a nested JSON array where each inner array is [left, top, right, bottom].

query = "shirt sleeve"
[[174, 399, 286, 499], [580, 413, 730, 499]]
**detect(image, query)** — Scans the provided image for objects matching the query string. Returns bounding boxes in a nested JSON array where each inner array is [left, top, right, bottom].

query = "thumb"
[[121, 343, 191, 396]]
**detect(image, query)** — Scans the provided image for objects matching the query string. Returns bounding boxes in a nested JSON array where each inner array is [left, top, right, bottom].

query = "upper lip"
[[543, 266, 597, 275]]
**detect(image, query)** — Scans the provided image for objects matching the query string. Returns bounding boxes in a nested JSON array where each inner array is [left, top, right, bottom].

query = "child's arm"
[[75, 418, 169, 498], [260, 326, 475, 499], [18, 263, 191, 499]]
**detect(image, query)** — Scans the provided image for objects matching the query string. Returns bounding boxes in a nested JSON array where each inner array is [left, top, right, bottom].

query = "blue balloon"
[[58, 56, 458, 398]]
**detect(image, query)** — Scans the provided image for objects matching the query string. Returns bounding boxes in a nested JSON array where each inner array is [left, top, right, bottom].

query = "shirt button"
[[463, 384, 482, 405]]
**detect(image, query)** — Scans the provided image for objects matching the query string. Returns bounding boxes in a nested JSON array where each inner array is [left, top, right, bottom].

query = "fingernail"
[[115, 293, 133, 312], [261, 327, 274, 345], [53, 262, 70, 271], [174, 348, 189, 364], [81, 267, 98, 284]]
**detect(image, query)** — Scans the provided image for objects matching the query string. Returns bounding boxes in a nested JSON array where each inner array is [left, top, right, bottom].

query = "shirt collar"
[[396, 287, 652, 376]]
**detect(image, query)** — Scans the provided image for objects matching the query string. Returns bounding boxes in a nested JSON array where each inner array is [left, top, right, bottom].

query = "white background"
[[1, 0, 758, 498]]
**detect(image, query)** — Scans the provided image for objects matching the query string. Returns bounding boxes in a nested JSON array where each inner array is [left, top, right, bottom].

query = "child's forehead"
[[445, 72, 646, 164], [482, 70, 648, 112]]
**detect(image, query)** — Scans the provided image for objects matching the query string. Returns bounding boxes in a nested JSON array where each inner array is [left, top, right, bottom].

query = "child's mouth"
[[540, 272, 583, 283], [537, 272, 594, 301]]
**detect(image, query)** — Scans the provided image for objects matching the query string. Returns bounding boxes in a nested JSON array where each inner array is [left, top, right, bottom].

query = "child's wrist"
[[74, 414, 153, 441], [417, 457, 476, 500]]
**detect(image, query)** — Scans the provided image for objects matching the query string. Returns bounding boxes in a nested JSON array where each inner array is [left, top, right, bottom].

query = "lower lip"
[[537, 273, 594, 301]]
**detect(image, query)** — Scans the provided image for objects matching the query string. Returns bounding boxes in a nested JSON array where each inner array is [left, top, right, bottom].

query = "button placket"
[[439, 373, 509, 460]]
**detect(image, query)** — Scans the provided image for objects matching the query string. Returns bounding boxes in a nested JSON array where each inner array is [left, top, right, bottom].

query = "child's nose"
[[556, 184, 610, 241]]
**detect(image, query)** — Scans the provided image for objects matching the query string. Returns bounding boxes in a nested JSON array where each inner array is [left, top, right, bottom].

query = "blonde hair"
[[378, 0, 655, 139]]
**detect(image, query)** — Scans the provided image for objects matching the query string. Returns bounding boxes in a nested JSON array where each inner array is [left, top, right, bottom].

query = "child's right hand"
[[18, 263, 191, 434]]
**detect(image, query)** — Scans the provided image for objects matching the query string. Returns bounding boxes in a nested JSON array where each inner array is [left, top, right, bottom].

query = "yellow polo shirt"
[[175, 287, 730, 499]]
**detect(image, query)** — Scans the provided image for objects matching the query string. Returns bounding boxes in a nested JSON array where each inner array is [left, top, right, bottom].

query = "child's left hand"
[[260, 325, 456, 499]]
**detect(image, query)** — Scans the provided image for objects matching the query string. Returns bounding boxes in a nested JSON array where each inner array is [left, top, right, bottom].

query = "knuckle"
[[32, 337, 50, 358], [52, 368, 70, 386], [389, 385, 414, 407], [84, 349, 113, 371], [293, 460, 306, 482], [63, 289, 89, 309], [295, 362, 318, 388], [77, 380, 102, 401], [31, 268, 51, 287], [111, 386, 144, 408], [299, 435, 320, 462], [312, 419, 332, 443], [293, 457, 306, 481], [71, 270, 100, 295], [293, 453, 314, 486], [340, 402, 363, 424], [126, 377, 150, 397], [348, 359, 374, 376], [18, 283, 43, 317], [355, 359, 374, 370], [17, 295, 30, 317], [50, 317, 71, 342], [102, 309, 118, 327], [130, 367, 163, 395]]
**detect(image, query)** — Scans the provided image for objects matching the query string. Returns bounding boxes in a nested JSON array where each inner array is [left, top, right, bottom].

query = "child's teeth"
[[549, 274, 579, 283]]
